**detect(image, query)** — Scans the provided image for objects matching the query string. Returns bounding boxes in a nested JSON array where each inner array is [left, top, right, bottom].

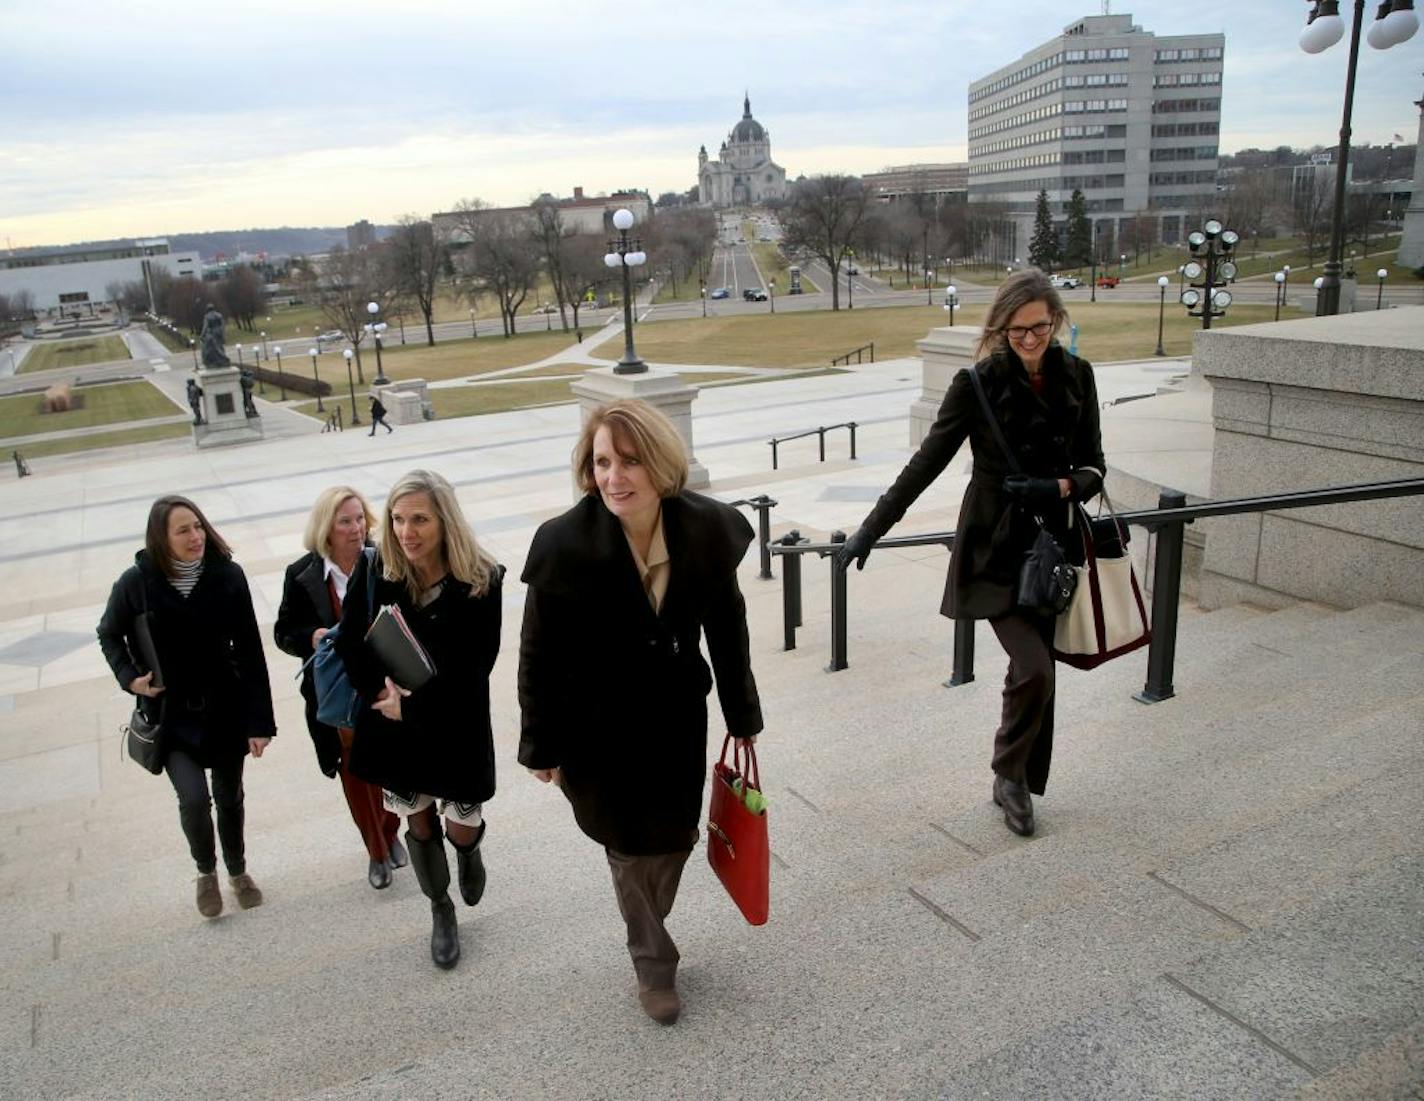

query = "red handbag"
[[707, 734, 770, 926]]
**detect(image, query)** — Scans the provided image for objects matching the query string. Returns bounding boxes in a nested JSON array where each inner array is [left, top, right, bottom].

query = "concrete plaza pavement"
[[0, 350, 1419, 1098]]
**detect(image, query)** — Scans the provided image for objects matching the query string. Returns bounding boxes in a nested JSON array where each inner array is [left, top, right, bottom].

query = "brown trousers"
[[605, 847, 692, 992], [989, 610, 1057, 796], [337, 727, 400, 861]]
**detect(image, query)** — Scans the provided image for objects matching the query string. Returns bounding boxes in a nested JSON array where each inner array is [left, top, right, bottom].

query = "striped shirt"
[[170, 558, 204, 597]]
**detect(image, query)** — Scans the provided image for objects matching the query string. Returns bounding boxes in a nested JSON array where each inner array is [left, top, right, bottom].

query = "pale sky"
[[2, 0, 1419, 249]]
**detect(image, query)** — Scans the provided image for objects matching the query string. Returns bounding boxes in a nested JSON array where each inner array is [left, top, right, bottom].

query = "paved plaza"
[[0, 343, 1419, 1098]]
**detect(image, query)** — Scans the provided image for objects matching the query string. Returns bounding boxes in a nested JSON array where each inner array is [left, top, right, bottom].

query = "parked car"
[[846, 264, 860, 275], [743, 287, 768, 301], [709, 287, 731, 300], [1049, 275, 1082, 289], [1096, 275, 1120, 288], [316, 329, 345, 345]]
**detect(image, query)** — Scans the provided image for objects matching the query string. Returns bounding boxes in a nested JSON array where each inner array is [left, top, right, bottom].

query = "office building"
[[863, 163, 968, 205], [0, 238, 200, 314], [966, 12, 1224, 261]]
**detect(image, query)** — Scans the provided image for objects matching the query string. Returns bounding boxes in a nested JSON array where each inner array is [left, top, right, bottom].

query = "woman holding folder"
[[97, 495, 276, 919], [335, 470, 502, 970]]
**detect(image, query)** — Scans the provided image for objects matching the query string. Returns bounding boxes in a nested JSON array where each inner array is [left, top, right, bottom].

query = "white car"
[[316, 329, 345, 345], [1049, 275, 1082, 290]]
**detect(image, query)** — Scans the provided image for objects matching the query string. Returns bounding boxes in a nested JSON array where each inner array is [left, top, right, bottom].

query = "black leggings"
[[165, 748, 246, 876]]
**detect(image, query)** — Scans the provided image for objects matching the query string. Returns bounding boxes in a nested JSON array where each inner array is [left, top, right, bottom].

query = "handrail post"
[[748, 495, 776, 580], [780, 530, 803, 651], [947, 617, 976, 687], [770, 438, 779, 470], [818, 427, 826, 462], [827, 530, 848, 672], [870, 341, 875, 363], [1135, 489, 1187, 704], [849, 421, 858, 460]]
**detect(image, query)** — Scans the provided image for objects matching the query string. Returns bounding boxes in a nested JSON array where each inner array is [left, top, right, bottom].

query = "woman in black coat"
[[334, 469, 501, 970], [838, 270, 1105, 837], [97, 495, 276, 918], [518, 398, 763, 1026], [274, 485, 406, 891]]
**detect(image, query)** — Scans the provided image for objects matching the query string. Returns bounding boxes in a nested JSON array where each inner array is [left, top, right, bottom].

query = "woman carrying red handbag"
[[518, 399, 763, 1026]]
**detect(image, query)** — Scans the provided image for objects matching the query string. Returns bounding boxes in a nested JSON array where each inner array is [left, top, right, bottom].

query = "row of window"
[[1150, 171, 1218, 186], [1064, 124, 1128, 139], [970, 102, 1062, 140], [1155, 47, 1223, 62], [970, 52, 1066, 103], [1065, 47, 1130, 62], [968, 154, 1062, 178], [970, 78, 1062, 122], [1151, 121, 1219, 137], [1150, 146, 1218, 162], [1065, 72, 1129, 88], [1152, 97, 1221, 114], [1153, 71, 1222, 87], [971, 127, 1063, 157], [1063, 174, 1127, 190], [1151, 193, 1214, 209], [1065, 98, 1128, 113], [1063, 149, 1127, 165]]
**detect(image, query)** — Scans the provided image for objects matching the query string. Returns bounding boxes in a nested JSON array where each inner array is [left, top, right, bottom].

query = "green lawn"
[[431, 381, 575, 418], [0, 381, 178, 439], [12, 421, 191, 458], [20, 335, 131, 374], [271, 331, 577, 391]]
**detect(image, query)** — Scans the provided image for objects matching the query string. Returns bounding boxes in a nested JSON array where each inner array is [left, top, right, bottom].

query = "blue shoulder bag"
[[306, 547, 377, 729]]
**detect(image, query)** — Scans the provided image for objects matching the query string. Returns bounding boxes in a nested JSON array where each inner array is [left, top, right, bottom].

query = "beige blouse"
[[623, 509, 670, 614]]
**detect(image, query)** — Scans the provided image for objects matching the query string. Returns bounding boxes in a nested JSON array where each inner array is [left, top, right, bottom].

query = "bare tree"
[[531, 199, 573, 332], [389, 215, 446, 345], [451, 208, 542, 337], [220, 266, 265, 332], [167, 277, 215, 335], [295, 245, 398, 382], [1293, 173, 1334, 268], [779, 174, 871, 310], [561, 234, 613, 332]]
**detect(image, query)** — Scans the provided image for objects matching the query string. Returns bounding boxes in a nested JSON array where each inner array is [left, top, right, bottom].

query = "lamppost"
[[846, 249, 855, 310], [1376, 267, 1388, 309], [342, 349, 361, 425], [252, 346, 265, 394], [769, 279, 776, 313], [236, 344, 244, 368], [469, 308, 478, 339], [1179, 219, 1239, 330], [273, 346, 288, 401], [603, 208, 648, 374], [189, 339, 197, 368], [1274, 271, 1286, 321], [700, 285, 707, 318], [1177, 264, 1186, 297], [365, 302, 389, 385], [925, 266, 934, 307], [309, 348, 324, 412], [1299, 0, 1418, 315], [1120, 253, 1127, 277], [944, 284, 958, 326], [1154, 275, 1170, 356], [260, 330, 268, 359]]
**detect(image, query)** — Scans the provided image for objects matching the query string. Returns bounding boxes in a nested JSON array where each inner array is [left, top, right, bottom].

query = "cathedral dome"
[[731, 94, 766, 143]]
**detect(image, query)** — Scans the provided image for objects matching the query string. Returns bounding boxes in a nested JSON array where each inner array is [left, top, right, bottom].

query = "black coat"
[[517, 492, 764, 856], [273, 550, 366, 778], [858, 343, 1106, 620], [97, 551, 277, 765], [334, 552, 501, 805]]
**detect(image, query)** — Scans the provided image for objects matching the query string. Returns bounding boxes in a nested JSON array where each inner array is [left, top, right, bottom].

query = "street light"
[[944, 284, 958, 326], [469, 308, 478, 339], [1120, 253, 1127, 276], [1179, 218, 1239, 330], [846, 249, 855, 310], [769, 279, 776, 314], [252, 346, 265, 394], [365, 302, 389, 385], [273, 346, 287, 401], [309, 348, 324, 412], [925, 267, 934, 307], [1274, 271, 1286, 321], [1299, 0, 1418, 315], [1154, 275, 1170, 356], [1376, 267, 1388, 309], [260, 330, 268, 359], [189, 339, 197, 368], [603, 207, 648, 374], [700, 285, 707, 318], [342, 349, 361, 425]]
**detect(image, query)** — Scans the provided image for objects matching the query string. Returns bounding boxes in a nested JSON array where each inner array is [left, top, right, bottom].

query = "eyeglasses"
[[1004, 321, 1053, 342]]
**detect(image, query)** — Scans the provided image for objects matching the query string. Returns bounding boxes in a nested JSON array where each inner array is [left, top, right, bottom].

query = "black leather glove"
[[1003, 475, 1063, 507], [833, 527, 875, 571]]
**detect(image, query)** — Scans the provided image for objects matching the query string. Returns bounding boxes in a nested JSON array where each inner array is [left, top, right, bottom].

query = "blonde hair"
[[572, 399, 689, 498], [974, 270, 1069, 361], [302, 486, 377, 559], [378, 470, 498, 598]]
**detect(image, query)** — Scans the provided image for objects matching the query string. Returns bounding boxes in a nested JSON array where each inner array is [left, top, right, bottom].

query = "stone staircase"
[[1, 540, 1421, 1097]]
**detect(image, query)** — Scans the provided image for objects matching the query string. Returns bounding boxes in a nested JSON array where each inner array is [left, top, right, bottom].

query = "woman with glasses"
[[835, 270, 1104, 837]]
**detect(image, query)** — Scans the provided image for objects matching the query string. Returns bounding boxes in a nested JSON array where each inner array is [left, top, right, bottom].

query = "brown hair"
[[144, 495, 231, 577], [572, 399, 689, 498], [974, 269, 1069, 361], [302, 485, 377, 559]]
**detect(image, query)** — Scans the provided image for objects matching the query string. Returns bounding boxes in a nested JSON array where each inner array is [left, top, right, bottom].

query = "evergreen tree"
[[1064, 189, 1092, 268], [1028, 189, 1059, 271]]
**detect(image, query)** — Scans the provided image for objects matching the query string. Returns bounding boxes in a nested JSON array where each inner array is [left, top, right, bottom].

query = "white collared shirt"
[[323, 555, 352, 605]]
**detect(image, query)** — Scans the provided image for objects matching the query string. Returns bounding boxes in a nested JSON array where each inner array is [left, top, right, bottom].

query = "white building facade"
[[698, 96, 789, 209], [0, 238, 200, 313]]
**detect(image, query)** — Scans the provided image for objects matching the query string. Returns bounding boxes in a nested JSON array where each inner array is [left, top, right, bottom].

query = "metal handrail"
[[831, 342, 875, 367], [766, 476, 1424, 703], [769, 422, 858, 470]]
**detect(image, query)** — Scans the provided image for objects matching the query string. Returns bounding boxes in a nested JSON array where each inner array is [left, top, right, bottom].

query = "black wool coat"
[[857, 343, 1106, 621], [97, 551, 277, 765], [273, 549, 369, 778], [334, 552, 501, 805], [517, 492, 764, 856]]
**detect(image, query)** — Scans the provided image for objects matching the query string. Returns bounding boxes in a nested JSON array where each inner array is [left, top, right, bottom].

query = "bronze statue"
[[186, 377, 205, 425], [199, 304, 231, 369], [240, 369, 258, 417]]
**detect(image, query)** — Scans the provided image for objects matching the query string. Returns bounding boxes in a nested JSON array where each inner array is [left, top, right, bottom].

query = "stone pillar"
[[372, 378, 432, 424], [570, 368, 709, 491], [1396, 92, 1424, 270], [193, 366, 264, 448], [911, 325, 981, 445]]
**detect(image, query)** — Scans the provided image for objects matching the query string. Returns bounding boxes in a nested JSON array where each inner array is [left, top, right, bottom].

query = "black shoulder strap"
[[967, 365, 1021, 475]]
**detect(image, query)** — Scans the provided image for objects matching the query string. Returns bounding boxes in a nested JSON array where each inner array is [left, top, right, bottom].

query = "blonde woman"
[[334, 470, 503, 969], [836, 270, 1105, 837], [275, 486, 406, 890]]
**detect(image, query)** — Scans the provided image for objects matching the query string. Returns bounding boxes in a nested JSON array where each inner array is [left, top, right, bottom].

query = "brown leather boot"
[[195, 873, 222, 918], [229, 872, 264, 909], [638, 986, 681, 1026]]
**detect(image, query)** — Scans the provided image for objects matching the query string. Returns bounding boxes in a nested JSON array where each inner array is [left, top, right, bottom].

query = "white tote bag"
[[1054, 501, 1151, 670]]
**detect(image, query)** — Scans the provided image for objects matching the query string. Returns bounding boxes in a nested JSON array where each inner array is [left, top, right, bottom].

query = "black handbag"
[[967, 366, 1078, 617], [120, 578, 166, 775]]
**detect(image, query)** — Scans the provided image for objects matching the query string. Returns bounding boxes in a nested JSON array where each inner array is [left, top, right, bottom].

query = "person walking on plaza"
[[97, 495, 276, 918], [334, 470, 502, 970], [274, 486, 407, 890], [835, 270, 1105, 837], [368, 395, 393, 436], [518, 399, 764, 1025]]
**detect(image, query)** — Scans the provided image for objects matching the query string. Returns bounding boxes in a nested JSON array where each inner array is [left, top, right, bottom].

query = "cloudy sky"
[[2, 0, 1419, 248]]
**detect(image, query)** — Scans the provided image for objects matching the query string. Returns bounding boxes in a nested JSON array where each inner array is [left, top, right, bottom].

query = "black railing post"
[[947, 617, 976, 687], [848, 421, 858, 460], [771, 439, 779, 471], [827, 530, 848, 672], [818, 427, 826, 462], [870, 342, 875, 363], [1135, 489, 1187, 705], [780, 530, 803, 651], [755, 496, 774, 580]]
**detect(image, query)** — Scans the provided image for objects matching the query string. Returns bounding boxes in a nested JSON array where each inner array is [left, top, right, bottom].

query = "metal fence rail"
[[769, 422, 858, 470]]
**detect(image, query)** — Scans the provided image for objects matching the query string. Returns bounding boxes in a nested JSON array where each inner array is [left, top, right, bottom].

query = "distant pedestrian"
[[369, 395, 393, 436]]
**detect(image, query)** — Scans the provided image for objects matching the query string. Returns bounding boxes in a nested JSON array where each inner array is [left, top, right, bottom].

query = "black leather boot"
[[992, 775, 1035, 837], [405, 830, 459, 969], [450, 822, 487, 907]]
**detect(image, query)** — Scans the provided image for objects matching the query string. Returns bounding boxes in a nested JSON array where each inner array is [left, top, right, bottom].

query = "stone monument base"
[[912, 325, 980, 445], [372, 378, 433, 425], [193, 366, 264, 449], [570, 367, 709, 491]]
